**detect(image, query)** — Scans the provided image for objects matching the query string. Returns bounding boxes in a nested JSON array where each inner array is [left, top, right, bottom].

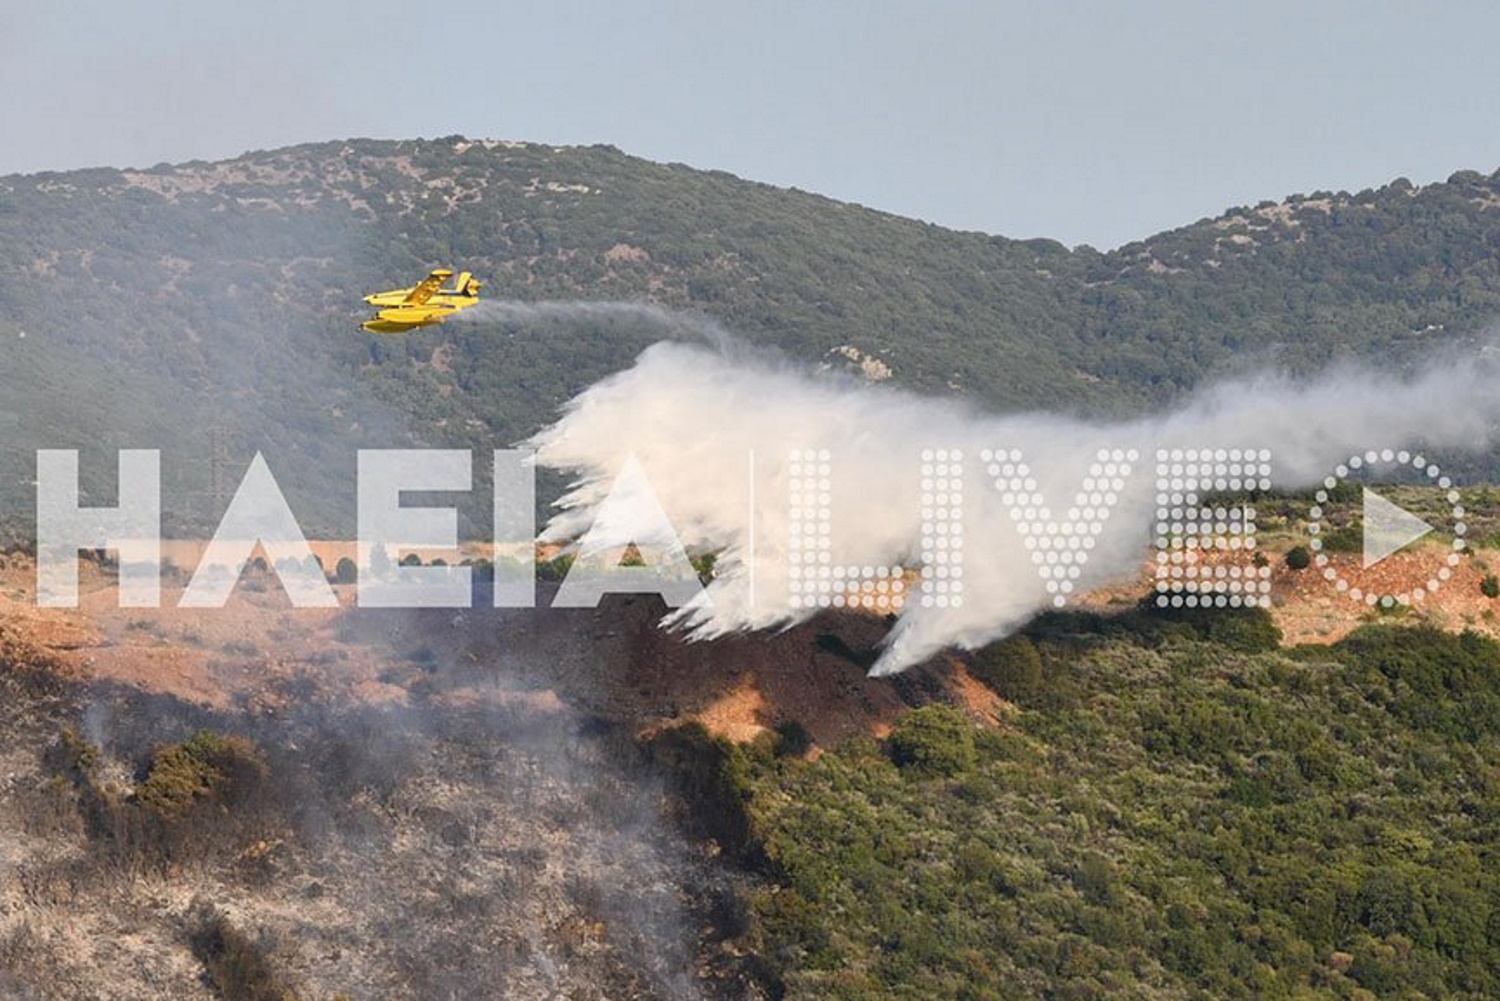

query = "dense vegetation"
[[660, 615, 1500, 1000], [3, 139, 1500, 533]]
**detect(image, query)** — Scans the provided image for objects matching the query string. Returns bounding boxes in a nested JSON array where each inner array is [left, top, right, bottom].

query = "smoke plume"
[[454, 299, 737, 352], [526, 311, 1500, 675]]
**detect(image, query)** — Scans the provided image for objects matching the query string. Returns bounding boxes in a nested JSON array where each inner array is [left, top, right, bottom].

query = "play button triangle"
[[1362, 487, 1434, 569]]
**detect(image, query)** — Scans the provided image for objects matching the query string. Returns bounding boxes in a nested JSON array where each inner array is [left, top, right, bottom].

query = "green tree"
[[971, 635, 1043, 701], [887, 706, 976, 776]]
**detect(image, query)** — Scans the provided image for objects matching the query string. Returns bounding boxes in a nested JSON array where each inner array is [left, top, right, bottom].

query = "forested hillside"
[[727, 613, 1500, 1000], [2, 137, 1499, 534]]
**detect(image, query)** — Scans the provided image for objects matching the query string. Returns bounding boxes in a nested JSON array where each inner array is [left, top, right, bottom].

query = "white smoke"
[[453, 299, 737, 352], [526, 318, 1500, 675]]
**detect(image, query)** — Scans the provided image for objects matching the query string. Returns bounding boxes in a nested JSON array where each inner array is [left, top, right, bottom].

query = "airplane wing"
[[402, 270, 453, 306]]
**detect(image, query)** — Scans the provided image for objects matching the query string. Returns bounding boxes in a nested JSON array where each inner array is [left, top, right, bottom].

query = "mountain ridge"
[[2, 137, 1500, 533]]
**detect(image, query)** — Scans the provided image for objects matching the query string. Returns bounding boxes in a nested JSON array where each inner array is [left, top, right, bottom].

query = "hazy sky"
[[5, 0, 1500, 249]]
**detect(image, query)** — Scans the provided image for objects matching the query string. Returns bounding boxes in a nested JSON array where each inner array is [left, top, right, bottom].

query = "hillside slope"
[[2, 139, 1500, 533]]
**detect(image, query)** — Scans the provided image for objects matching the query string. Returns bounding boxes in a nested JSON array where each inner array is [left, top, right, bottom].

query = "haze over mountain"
[[2, 136, 1499, 534]]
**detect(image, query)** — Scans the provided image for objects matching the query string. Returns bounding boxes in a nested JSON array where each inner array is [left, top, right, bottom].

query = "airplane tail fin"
[[452, 271, 481, 297]]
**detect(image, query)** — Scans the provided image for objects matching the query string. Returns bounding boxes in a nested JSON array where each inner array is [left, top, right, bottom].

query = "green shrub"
[[887, 706, 976, 777], [755, 887, 834, 969], [1138, 601, 1282, 653], [1482, 573, 1499, 599], [136, 730, 268, 819], [1072, 853, 1119, 907], [1197, 606, 1283, 652], [1332, 625, 1500, 740], [971, 635, 1044, 701], [1321, 525, 1364, 553], [1284, 545, 1312, 570]]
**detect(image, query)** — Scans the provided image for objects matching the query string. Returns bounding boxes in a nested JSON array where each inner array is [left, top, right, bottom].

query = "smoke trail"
[[454, 299, 739, 353], [528, 327, 1500, 675]]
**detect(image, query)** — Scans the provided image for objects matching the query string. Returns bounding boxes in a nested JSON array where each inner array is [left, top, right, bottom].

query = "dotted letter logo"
[[988, 448, 1137, 607], [919, 449, 964, 609], [786, 449, 908, 612], [1306, 449, 1465, 609], [1153, 448, 1272, 609]]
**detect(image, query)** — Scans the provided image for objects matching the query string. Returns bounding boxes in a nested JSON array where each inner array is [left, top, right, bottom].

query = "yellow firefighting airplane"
[[361, 269, 482, 333]]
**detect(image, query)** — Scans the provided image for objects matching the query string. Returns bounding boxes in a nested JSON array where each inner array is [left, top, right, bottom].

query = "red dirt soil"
[[3, 540, 1496, 745]]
